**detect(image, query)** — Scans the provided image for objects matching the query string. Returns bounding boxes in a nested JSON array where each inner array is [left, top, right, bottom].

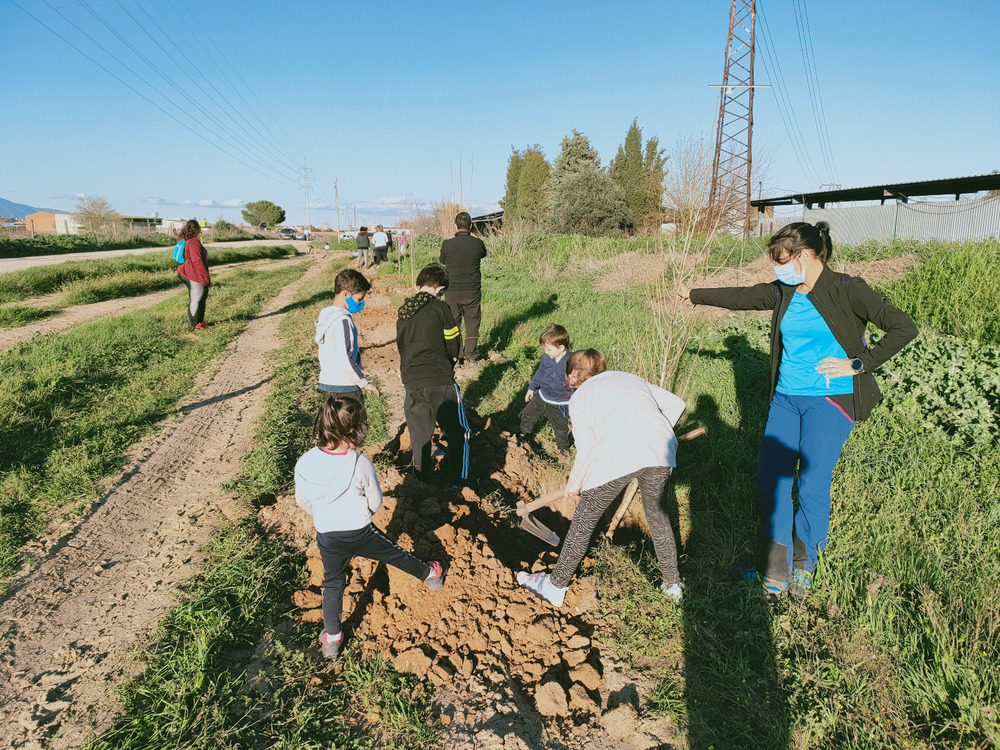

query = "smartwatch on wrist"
[[850, 358, 865, 375]]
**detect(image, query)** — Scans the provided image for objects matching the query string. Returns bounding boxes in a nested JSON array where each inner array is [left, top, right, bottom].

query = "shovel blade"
[[519, 514, 560, 546]]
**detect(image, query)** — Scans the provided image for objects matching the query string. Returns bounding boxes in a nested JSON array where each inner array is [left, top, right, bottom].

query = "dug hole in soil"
[[259, 265, 681, 750]]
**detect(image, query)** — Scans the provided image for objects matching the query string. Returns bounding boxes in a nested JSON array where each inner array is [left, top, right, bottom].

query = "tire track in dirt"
[[0, 256, 309, 351], [0, 260, 324, 750], [258, 266, 683, 750]]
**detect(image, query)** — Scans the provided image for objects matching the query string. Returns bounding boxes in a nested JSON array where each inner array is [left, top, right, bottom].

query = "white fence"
[[758, 196, 1000, 245]]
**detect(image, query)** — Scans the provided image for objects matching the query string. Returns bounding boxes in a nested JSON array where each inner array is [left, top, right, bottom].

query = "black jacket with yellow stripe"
[[396, 292, 461, 389]]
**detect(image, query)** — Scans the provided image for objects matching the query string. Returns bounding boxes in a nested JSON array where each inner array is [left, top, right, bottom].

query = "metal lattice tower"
[[709, 0, 757, 237], [299, 159, 313, 229]]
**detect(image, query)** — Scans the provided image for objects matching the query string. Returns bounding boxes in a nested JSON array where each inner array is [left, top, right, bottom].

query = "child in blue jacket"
[[520, 324, 573, 458]]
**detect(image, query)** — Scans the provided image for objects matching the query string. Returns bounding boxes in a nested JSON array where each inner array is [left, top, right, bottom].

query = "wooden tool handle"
[[517, 489, 565, 517], [606, 478, 639, 539], [677, 426, 706, 441]]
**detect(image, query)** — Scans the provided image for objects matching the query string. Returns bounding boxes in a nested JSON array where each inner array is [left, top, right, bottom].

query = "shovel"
[[515, 489, 565, 546]]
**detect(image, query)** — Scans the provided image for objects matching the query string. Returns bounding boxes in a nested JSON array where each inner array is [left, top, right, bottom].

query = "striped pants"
[[403, 383, 470, 481], [550, 467, 679, 589]]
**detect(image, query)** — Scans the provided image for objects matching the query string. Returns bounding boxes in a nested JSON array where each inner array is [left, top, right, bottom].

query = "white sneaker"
[[660, 581, 685, 602], [517, 571, 567, 607]]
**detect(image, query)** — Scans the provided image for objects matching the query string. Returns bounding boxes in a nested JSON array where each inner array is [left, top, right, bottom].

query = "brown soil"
[[259, 264, 685, 749], [0, 257, 683, 749], [592, 252, 690, 292], [0, 260, 324, 749]]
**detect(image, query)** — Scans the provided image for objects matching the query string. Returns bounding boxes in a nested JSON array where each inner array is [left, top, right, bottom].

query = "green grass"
[[0, 304, 56, 327], [87, 522, 441, 750], [0, 230, 266, 258], [0, 244, 295, 305], [90, 258, 434, 749], [0, 262, 308, 584], [64, 232, 1000, 748]]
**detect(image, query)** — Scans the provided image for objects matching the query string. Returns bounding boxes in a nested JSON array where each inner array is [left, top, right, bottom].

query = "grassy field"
[[75, 233, 999, 748], [375, 233, 1000, 748], [88, 257, 436, 749], [0, 230, 266, 258], [0, 244, 296, 308], [0, 261, 309, 585]]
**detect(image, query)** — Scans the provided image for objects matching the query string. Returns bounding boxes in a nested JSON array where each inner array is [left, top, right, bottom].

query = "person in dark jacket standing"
[[356, 227, 372, 269], [176, 219, 211, 330], [677, 221, 917, 599], [397, 263, 471, 485], [439, 211, 487, 365]]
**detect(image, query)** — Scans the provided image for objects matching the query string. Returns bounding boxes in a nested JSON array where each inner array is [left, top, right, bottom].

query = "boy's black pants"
[[520, 394, 571, 453], [316, 524, 429, 634], [404, 383, 470, 482]]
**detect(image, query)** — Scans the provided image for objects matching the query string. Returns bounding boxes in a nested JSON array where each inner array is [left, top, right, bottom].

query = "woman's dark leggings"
[[181, 278, 208, 327], [316, 524, 430, 634], [550, 467, 678, 588]]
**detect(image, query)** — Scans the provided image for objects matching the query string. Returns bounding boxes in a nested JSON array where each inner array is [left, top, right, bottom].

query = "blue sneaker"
[[730, 565, 788, 596], [789, 568, 813, 600]]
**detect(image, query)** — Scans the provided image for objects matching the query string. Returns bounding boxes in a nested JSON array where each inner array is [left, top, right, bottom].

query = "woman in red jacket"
[[176, 220, 211, 329]]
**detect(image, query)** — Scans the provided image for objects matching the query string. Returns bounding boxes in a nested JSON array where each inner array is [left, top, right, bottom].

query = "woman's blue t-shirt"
[[777, 292, 853, 396]]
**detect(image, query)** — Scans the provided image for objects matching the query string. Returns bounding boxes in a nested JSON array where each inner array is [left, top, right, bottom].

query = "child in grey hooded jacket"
[[295, 395, 445, 659]]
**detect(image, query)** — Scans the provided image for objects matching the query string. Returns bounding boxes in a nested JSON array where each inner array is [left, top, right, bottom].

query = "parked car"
[[278, 227, 296, 239]]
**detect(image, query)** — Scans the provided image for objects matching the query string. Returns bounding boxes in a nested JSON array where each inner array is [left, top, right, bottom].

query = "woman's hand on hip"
[[815, 357, 856, 378]]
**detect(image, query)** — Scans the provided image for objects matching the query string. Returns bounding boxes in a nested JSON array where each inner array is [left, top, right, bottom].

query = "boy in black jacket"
[[397, 264, 471, 485]]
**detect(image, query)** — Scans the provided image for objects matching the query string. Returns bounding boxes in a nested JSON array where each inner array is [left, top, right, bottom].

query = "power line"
[[792, 0, 838, 184], [756, 0, 821, 188], [11, 0, 298, 190]]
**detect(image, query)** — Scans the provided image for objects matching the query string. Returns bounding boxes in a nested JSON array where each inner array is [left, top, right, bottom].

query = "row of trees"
[[500, 120, 667, 236]]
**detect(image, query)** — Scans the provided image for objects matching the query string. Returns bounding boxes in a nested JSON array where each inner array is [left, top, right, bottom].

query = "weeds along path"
[[0, 260, 327, 750], [0, 256, 308, 351], [258, 265, 681, 750]]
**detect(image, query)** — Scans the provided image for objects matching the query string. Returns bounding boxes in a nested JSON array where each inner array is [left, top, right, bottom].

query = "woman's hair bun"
[[815, 221, 831, 234]]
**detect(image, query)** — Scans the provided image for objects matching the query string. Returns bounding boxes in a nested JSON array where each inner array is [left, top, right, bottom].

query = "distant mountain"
[[0, 198, 67, 219]]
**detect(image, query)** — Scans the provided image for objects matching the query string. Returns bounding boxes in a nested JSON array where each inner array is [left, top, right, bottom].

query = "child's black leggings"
[[316, 524, 430, 634]]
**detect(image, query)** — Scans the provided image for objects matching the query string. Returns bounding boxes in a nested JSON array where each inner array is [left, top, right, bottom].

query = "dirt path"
[[0, 256, 311, 351], [258, 266, 682, 750], [0, 260, 325, 750], [0, 239, 310, 274]]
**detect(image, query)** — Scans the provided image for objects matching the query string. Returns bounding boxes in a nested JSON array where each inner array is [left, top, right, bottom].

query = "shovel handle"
[[517, 489, 565, 517], [677, 426, 706, 441]]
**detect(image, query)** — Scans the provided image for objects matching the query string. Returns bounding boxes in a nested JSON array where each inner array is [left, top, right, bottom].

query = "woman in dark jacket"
[[677, 221, 917, 598], [176, 219, 211, 329]]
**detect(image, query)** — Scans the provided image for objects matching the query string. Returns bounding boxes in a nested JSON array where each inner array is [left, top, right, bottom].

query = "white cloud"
[[198, 199, 214, 207], [182, 200, 195, 206], [222, 199, 243, 207]]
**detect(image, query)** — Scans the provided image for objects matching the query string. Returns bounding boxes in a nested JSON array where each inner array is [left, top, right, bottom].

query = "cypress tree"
[[500, 148, 522, 220]]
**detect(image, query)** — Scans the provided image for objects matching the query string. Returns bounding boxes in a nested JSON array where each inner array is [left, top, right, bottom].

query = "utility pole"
[[299, 158, 313, 230], [709, 0, 763, 238], [353, 206, 357, 228], [334, 179, 341, 233]]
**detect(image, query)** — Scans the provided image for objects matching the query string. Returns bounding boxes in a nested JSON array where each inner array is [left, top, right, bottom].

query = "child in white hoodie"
[[315, 269, 381, 400], [295, 395, 446, 659]]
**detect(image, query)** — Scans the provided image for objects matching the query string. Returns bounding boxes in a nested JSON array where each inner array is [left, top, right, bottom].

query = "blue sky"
[[2, 0, 998, 226]]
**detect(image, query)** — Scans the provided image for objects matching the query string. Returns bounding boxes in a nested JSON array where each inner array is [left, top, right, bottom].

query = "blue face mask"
[[345, 295, 366, 314], [774, 257, 807, 286]]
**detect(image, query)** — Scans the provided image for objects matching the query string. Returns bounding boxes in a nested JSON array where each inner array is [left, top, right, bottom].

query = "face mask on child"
[[346, 295, 366, 314]]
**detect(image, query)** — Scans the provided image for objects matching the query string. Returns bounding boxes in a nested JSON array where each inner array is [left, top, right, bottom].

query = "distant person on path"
[[439, 211, 487, 365], [372, 225, 389, 264], [323, 242, 330, 256], [517, 349, 687, 607], [396, 263, 470, 485], [356, 227, 372, 269], [315, 269, 381, 401], [386, 229, 395, 259], [296, 396, 446, 659], [677, 221, 917, 598], [398, 232, 407, 257], [175, 219, 211, 330], [520, 324, 574, 460]]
